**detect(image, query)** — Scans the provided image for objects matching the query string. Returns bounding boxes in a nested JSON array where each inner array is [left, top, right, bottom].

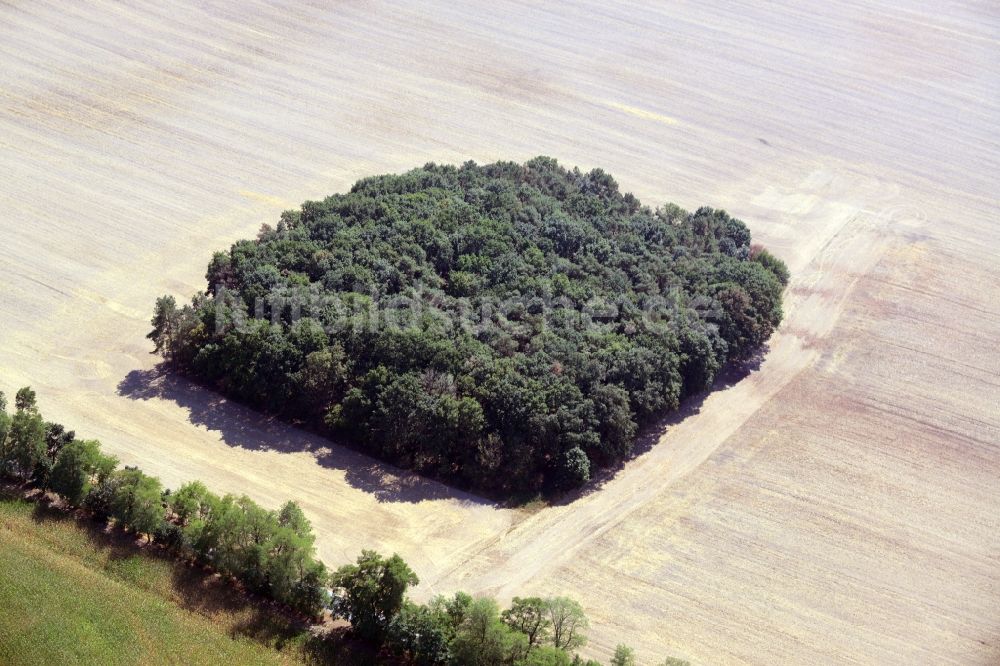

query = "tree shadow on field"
[[116, 365, 496, 508], [548, 346, 769, 507], [117, 345, 765, 510], [29, 497, 135, 563]]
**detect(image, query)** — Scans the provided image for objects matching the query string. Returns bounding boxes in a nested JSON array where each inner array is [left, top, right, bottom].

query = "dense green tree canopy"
[[1, 393, 45, 480], [48, 439, 117, 506], [152, 158, 787, 495], [331, 550, 420, 641]]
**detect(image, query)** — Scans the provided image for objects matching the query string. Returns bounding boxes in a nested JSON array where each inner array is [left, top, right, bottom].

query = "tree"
[[277, 500, 313, 538], [554, 447, 590, 490], [751, 246, 790, 285], [290, 346, 347, 418], [31, 421, 76, 488], [148, 295, 180, 357], [110, 467, 165, 539], [2, 390, 46, 480], [610, 644, 636, 666], [590, 384, 636, 461], [43, 421, 74, 459], [266, 501, 327, 615], [547, 597, 588, 651], [570, 657, 602, 666], [0, 393, 11, 472], [430, 591, 473, 630], [521, 646, 572, 666], [208, 494, 278, 588], [331, 550, 419, 642], [150, 159, 787, 498], [49, 439, 117, 506], [712, 258, 783, 359], [169, 480, 216, 525], [450, 597, 526, 666], [502, 596, 552, 649], [384, 601, 453, 665], [285, 561, 329, 619], [206, 251, 236, 293], [660, 658, 691, 666], [266, 525, 320, 608], [14, 387, 37, 412]]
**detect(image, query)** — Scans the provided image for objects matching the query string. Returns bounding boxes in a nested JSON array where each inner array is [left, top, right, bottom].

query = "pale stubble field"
[[1, 1, 998, 664]]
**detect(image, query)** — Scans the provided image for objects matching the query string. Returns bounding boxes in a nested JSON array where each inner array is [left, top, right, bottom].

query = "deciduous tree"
[[610, 644, 636, 666], [331, 550, 419, 642], [547, 597, 588, 651], [49, 439, 117, 505]]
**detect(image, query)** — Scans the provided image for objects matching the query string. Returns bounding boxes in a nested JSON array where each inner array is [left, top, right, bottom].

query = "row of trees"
[[0, 388, 689, 664], [150, 157, 788, 497], [0, 387, 327, 615], [331, 550, 688, 665]]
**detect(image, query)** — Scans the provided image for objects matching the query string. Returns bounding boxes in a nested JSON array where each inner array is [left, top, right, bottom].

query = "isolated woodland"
[[149, 159, 787, 497]]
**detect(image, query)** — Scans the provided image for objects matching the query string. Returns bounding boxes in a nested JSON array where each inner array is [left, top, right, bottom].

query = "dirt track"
[[1, 1, 998, 664]]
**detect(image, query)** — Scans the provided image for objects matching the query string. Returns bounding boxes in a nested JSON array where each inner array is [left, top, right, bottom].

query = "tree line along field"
[[148, 158, 787, 499], [0, 389, 688, 665]]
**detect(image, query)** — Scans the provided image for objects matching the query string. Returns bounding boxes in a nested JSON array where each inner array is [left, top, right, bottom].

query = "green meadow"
[[0, 494, 313, 666]]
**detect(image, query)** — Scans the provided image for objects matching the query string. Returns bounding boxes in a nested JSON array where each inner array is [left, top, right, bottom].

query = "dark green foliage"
[[153, 520, 185, 551], [331, 550, 420, 641], [147, 295, 181, 358], [83, 475, 120, 519], [1, 391, 45, 480], [384, 601, 454, 665], [751, 245, 791, 285], [450, 597, 528, 666], [554, 447, 590, 490], [109, 467, 165, 538], [34, 421, 77, 487], [14, 387, 37, 412], [153, 158, 787, 496], [49, 439, 117, 506], [0, 394, 10, 471]]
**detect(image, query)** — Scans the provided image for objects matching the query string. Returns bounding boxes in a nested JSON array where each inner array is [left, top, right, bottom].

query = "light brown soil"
[[1, 2, 997, 664]]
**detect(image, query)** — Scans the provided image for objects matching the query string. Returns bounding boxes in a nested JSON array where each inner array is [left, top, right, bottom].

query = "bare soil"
[[1, 1, 997, 664]]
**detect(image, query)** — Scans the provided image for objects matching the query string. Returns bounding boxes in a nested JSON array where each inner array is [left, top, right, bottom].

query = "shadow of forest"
[[117, 366, 496, 508], [118, 348, 766, 509]]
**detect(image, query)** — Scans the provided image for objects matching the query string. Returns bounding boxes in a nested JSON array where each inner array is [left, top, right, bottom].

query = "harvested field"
[[1, 1, 998, 664]]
